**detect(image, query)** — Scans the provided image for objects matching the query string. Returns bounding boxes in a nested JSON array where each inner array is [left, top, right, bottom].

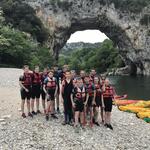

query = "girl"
[[43, 70, 58, 120]]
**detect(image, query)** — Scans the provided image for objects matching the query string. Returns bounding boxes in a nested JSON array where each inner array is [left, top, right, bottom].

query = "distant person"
[[19, 65, 33, 118], [43, 70, 58, 120], [53, 65, 60, 113], [90, 69, 97, 82], [41, 67, 49, 114], [71, 70, 77, 87], [80, 70, 86, 83], [93, 76, 104, 125], [71, 77, 87, 132], [102, 79, 115, 130], [31, 66, 42, 115], [84, 75, 96, 127], [61, 65, 69, 81]]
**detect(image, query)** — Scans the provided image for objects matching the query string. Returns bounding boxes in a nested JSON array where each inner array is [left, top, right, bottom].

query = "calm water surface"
[[109, 76, 150, 100]]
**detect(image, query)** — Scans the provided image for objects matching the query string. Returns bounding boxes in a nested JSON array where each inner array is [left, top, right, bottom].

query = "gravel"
[[0, 68, 150, 150]]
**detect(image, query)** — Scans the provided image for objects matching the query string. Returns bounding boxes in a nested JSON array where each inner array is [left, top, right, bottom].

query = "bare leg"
[[107, 112, 111, 124], [50, 100, 55, 114], [27, 99, 30, 113], [31, 99, 35, 112], [80, 112, 84, 125], [42, 99, 46, 112], [46, 101, 51, 114], [36, 98, 39, 111], [95, 107, 99, 122], [74, 111, 79, 126], [21, 100, 25, 114]]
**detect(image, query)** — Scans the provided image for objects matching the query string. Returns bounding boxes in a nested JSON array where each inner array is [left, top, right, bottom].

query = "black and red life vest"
[[103, 86, 114, 98], [95, 83, 101, 97], [22, 73, 32, 87], [74, 86, 86, 100], [85, 83, 94, 96], [32, 72, 41, 85], [46, 77, 57, 89]]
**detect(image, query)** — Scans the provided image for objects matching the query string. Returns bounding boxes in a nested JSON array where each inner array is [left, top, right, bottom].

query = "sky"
[[67, 30, 108, 43]]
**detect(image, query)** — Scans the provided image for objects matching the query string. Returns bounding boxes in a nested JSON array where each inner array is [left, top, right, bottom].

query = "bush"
[[59, 39, 124, 73]]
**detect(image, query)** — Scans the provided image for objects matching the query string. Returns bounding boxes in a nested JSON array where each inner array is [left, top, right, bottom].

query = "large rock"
[[24, 0, 150, 75]]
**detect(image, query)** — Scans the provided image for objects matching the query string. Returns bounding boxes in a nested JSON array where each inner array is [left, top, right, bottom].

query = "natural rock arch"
[[24, 0, 150, 75]]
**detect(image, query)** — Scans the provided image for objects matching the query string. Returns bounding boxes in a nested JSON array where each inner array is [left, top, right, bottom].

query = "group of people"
[[19, 65, 115, 132]]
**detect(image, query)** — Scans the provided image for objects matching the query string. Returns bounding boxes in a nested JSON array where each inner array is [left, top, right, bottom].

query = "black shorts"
[[87, 96, 93, 107], [20, 87, 31, 100], [47, 88, 55, 101], [95, 96, 102, 107], [74, 99, 84, 112], [104, 97, 112, 112], [31, 84, 41, 99]]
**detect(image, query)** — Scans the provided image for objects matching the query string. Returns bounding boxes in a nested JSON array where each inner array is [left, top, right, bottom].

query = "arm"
[[43, 84, 47, 94], [19, 81, 28, 92]]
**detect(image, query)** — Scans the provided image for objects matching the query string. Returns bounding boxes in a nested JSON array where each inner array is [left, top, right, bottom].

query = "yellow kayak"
[[137, 111, 150, 119]]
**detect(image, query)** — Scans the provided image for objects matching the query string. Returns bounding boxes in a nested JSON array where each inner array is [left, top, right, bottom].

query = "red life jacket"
[[103, 86, 114, 98], [46, 77, 56, 89], [32, 72, 41, 85], [74, 87, 86, 100], [89, 75, 94, 83], [85, 83, 94, 96], [95, 83, 101, 97], [22, 73, 32, 87]]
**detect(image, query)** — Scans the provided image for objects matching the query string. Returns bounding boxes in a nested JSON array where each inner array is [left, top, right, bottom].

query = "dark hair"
[[23, 65, 29, 69], [48, 69, 54, 74]]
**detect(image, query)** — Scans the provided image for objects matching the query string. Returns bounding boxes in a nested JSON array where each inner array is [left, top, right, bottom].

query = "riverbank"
[[0, 68, 150, 150]]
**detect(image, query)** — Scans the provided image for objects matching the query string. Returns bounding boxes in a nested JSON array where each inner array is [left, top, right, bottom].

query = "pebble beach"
[[0, 68, 150, 150]]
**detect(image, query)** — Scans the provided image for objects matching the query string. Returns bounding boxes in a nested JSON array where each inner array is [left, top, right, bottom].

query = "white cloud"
[[67, 30, 108, 43]]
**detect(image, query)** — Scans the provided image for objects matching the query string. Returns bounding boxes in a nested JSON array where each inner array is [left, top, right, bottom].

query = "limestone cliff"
[[24, 0, 150, 75]]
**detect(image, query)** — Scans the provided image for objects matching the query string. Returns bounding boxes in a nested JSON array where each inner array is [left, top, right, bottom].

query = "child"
[[19, 65, 33, 118], [84, 76, 96, 127], [41, 67, 48, 114], [31, 66, 41, 115], [43, 70, 58, 120], [61, 71, 74, 125], [102, 79, 115, 130], [53, 65, 60, 113], [71, 77, 88, 132], [94, 76, 104, 125]]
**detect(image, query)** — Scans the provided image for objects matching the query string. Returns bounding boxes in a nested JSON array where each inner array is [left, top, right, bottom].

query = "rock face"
[[24, 0, 150, 75]]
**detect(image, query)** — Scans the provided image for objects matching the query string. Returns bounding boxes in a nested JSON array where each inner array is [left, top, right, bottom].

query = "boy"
[[43, 70, 58, 120], [61, 71, 74, 125], [71, 77, 88, 132], [19, 65, 33, 118], [94, 76, 104, 125], [41, 67, 48, 114], [84, 76, 96, 127], [102, 79, 115, 130], [31, 66, 41, 115], [53, 65, 60, 113]]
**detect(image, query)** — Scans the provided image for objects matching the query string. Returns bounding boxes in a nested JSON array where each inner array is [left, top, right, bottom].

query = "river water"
[[109, 76, 150, 100]]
